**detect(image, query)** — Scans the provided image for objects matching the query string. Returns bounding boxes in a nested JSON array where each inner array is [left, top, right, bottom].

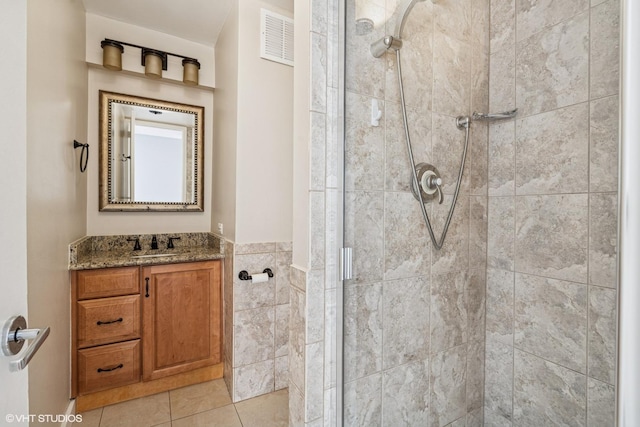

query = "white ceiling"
[[82, 0, 234, 46]]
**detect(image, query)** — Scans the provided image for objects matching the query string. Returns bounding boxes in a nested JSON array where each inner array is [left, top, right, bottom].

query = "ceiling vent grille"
[[260, 8, 294, 67]]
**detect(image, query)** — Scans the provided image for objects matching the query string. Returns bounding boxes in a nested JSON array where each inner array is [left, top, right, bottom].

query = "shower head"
[[356, 18, 374, 35]]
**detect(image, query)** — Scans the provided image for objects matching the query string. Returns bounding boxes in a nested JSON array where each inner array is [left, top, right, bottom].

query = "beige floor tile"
[[100, 392, 171, 427], [235, 389, 289, 427], [78, 408, 102, 426], [172, 404, 241, 427], [169, 379, 232, 420]]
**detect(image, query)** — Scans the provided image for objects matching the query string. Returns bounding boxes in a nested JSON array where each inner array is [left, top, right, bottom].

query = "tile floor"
[[77, 379, 288, 427]]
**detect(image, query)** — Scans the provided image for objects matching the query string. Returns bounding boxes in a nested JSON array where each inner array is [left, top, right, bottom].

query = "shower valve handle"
[[424, 175, 444, 205]]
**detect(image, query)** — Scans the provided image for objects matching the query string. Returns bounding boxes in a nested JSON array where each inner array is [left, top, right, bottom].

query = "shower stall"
[[335, 0, 621, 425]]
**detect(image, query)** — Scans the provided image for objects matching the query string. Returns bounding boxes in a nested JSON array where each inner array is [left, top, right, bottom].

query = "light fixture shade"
[[182, 58, 200, 86], [143, 49, 164, 79], [101, 40, 124, 71]]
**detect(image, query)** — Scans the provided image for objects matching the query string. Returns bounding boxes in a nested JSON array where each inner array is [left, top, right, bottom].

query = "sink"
[[131, 253, 178, 259]]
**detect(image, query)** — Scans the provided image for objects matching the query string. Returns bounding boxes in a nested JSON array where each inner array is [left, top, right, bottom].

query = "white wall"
[[85, 13, 216, 235], [0, 0, 29, 421], [212, 2, 240, 241], [213, 0, 294, 245], [86, 69, 214, 235], [26, 0, 88, 419], [235, 0, 294, 244]]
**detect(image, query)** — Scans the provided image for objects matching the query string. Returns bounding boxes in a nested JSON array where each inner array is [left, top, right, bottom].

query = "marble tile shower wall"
[[341, 0, 489, 426], [485, 0, 619, 426], [222, 241, 292, 403]]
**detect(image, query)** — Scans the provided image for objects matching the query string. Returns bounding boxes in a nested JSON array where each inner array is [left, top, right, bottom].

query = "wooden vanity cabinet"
[[142, 260, 222, 381], [71, 260, 222, 410]]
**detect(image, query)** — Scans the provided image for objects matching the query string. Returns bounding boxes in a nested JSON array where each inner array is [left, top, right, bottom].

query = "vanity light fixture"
[[100, 38, 201, 85], [100, 40, 124, 71], [182, 58, 200, 86], [142, 48, 166, 79]]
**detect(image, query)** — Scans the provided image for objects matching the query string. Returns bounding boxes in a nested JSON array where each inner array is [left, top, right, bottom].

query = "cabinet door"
[[141, 260, 221, 381]]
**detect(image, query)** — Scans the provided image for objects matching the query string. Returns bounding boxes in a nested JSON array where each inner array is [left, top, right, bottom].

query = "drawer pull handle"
[[97, 363, 124, 373], [96, 318, 123, 326], [145, 277, 150, 298]]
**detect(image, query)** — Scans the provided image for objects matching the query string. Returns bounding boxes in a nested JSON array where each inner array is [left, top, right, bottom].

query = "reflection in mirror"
[[99, 91, 204, 211]]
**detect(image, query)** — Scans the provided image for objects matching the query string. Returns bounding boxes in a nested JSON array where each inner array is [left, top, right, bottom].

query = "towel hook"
[[73, 140, 89, 173]]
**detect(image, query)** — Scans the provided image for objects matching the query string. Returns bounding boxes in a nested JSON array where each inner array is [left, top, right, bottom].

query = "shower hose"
[[396, 50, 471, 250]]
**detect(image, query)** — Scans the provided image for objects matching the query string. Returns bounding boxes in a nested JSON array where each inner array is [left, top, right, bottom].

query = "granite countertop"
[[69, 232, 225, 270]]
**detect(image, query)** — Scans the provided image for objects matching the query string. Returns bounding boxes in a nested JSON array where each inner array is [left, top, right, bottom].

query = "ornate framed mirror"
[[99, 91, 204, 212]]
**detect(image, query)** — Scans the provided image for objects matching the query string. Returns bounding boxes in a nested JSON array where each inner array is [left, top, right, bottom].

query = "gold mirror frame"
[[99, 91, 204, 212]]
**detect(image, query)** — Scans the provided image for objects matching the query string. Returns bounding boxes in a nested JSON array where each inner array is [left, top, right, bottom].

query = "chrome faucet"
[[151, 235, 158, 250]]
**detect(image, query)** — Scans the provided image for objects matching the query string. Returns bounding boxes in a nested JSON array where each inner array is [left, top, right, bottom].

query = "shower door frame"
[[336, 0, 347, 425], [617, 1, 640, 426]]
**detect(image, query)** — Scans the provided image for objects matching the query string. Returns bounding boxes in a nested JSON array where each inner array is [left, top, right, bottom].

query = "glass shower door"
[[341, 0, 490, 425]]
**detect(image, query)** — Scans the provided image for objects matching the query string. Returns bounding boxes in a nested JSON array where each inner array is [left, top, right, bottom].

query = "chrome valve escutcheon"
[[411, 163, 444, 205]]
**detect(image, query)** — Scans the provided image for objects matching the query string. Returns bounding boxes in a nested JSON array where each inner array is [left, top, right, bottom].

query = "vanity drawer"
[[77, 340, 141, 395], [77, 295, 140, 348], [76, 267, 139, 300]]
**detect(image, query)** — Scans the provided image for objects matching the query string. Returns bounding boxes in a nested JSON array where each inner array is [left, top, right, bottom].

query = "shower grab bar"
[[472, 108, 518, 121]]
